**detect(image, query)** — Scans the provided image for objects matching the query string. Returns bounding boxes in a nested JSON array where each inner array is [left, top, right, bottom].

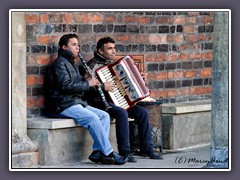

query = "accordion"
[[96, 55, 150, 110]]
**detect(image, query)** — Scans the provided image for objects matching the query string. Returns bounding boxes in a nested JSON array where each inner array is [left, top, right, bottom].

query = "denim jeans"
[[60, 104, 113, 156], [93, 102, 153, 154]]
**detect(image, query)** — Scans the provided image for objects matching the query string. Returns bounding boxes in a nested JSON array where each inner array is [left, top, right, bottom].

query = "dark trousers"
[[93, 101, 153, 154]]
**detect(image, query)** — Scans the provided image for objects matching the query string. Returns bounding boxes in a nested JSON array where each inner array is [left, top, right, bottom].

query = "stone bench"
[[27, 117, 133, 166], [162, 100, 212, 150]]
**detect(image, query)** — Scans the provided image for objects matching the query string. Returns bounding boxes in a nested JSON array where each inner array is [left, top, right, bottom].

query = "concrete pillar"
[[205, 12, 229, 168], [11, 11, 38, 168]]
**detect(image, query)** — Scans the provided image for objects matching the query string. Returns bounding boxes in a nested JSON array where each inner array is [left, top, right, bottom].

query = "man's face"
[[99, 42, 116, 60], [63, 37, 80, 58]]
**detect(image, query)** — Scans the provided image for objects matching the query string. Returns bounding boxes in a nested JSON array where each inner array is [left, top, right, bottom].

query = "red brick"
[[104, 15, 116, 23], [64, 13, 72, 24], [174, 17, 186, 24], [184, 70, 196, 78], [198, 34, 207, 41], [124, 15, 137, 23], [79, 35, 95, 43], [183, 25, 195, 33], [40, 14, 48, 23], [147, 72, 155, 81], [168, 17, 174, 24], [207, 86, 212, 93], [146, 54, 155, 62], [36, 76, 44, 85], [187, 35, 198, 42], [136, 35, 149, 43], [200, 68, 212, 77], [167, 89, 178, 97], [36, 97, 45, 107], [154, 90, 167, 99], [156, 53, 166, 62], [179, 88, 190, 96], [203, 16, 214, 24], [156, 17, 168, 24], [170, 70, 184, 79], [26, 14, 39, 24], [201, 51, 213, 60], [180, 52, 189, 60], [149, 91, 156, 99], [155, 72, 167, 80], [40, 55, 54, 65], [149, 34, 166, 44], [73, 13, 89, 23], [27, 75, 36, 86], [38, 35, 56, 44], [167, 71, 174, 79], [175, 34, 184, 43], [27, 54, 52, 65], [49, 13, 64, 23], [186, 17, 196, 24], [167, 35, 174, 43], [90, 14, 102, 23], [189, 52, 201, 60], [27, 98, 36, 108], [129, 35, 136, 43], [167, 53, 179, 61], [138, 17, 151, 24], [116, 35, 129, 42], [190, 87, 208, 95]]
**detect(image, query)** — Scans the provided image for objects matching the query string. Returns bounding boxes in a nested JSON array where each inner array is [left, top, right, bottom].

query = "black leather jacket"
[[45, 49, 89, 114]]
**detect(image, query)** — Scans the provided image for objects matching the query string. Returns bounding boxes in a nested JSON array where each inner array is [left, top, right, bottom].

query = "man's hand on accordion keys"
[[104, 81, 117, 92], [88, 77, 101, 87]]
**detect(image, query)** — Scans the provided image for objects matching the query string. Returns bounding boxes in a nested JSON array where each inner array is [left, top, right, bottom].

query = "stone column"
[[11, 12, 38, 168], [205, 12, 229, 168]]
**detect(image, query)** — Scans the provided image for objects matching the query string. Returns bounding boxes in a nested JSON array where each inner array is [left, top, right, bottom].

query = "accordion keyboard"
[[97, 66, 129, 109], [96, 56, 150, 110]]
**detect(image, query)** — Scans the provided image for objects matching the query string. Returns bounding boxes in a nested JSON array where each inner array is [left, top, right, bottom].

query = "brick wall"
[[26, 11, 214, 118]]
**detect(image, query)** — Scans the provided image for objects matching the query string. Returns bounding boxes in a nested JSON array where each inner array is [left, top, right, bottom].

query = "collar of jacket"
[[93, 51, 113, 64], [58, 49, 75, 64]]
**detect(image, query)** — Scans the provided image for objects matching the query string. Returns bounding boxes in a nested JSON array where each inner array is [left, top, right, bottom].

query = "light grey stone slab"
[[162, 100, 211, 114]]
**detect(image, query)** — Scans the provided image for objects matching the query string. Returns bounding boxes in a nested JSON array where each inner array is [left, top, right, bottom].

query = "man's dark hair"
[[58, 33, 79, 49], [97, 37, 115, 51]]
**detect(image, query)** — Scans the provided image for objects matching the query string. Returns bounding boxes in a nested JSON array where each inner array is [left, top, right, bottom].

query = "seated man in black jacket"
[[45, 33, 127, 165], [82, 37, 164, 162]]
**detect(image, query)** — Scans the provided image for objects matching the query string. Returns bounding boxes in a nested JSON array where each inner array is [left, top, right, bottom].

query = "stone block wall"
[[25, 11, 214, 117]]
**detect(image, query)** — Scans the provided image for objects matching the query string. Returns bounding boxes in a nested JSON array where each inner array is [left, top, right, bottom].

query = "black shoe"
[[109, 151, 128, 165], [89, 150, 115, 164], [88, 150, 102, 163], [120, 152, 137, 163], [143, 151, 164, 160]]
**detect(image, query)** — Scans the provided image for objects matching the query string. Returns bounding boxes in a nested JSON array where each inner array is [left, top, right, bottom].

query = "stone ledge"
[[27, 118, 78, 129], [27, 117, 134, 130], [162, 100, 211, 114]]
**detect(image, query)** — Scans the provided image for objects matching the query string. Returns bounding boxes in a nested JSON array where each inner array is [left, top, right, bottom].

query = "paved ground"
[[38, 145, 213, 170]]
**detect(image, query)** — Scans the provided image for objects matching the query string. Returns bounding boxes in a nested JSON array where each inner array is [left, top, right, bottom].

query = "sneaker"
[[120, 152, 137, 163]]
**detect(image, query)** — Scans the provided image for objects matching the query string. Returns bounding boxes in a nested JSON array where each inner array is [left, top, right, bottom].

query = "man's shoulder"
[[87, 57, 98, 69]]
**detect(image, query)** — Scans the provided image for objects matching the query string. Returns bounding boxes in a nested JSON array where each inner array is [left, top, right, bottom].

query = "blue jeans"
[[93, 102, 153, 154], [60, 104, 113, 156]]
